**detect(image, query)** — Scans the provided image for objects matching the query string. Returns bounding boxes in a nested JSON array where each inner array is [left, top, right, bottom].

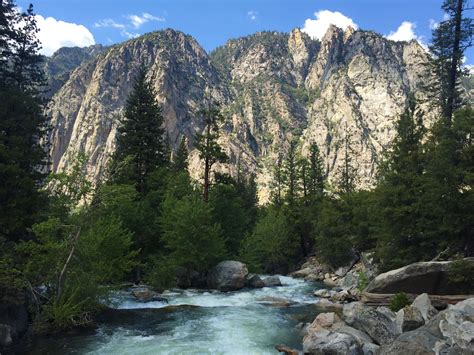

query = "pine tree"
[[195, 98, 227, 202], [174, 136, 189, 172], [0, 2, 48, 242], [308, 142, 325, 199], [284, 140, 300, 205], [0, 0, 16, 80], [113, 68, 167, 195], [430, 0, 473, 122], [9, 4, 46, 92], [337, 124, 357, 195], [270, 154, 285, 207], [375, 98, 429, 270]]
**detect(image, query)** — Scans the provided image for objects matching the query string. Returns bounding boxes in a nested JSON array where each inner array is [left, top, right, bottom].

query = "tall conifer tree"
[[113, 68, 167, 195]]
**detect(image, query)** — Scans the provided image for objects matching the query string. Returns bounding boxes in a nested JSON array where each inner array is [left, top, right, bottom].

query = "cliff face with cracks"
[[46, 26, 433, 201]]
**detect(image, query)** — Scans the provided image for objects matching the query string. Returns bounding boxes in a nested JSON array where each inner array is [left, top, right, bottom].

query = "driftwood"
[[361, 292, 474, 308], [275, 344, 299, 355]]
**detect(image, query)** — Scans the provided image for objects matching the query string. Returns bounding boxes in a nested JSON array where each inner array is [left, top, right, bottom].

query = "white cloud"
[[429, 19, 439, 30], [94, 18, 125, 29], [36, 15, 95, 56], [94, 13, 164, 38], [386, 21, 428, 51], [126, 13, 165, 29], [386, 21, 419, 42], [302, 10, 358, 40], [247, 10, 258, 21]]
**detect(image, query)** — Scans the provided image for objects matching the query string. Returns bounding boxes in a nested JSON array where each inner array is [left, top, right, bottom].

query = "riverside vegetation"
[[0, 0, 473, 350]]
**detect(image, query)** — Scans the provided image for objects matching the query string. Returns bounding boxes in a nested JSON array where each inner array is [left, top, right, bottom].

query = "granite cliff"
[[46, 26, 434, 200]]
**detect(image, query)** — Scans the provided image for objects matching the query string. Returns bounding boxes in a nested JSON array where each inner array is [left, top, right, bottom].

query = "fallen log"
[[360, 292, 474, 308]]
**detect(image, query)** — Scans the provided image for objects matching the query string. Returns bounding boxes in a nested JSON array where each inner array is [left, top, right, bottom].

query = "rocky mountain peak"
[[46, 27, 436, 201]]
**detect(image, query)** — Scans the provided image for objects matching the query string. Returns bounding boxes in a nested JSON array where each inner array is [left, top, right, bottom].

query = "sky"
[[15, 0, 474, 65]]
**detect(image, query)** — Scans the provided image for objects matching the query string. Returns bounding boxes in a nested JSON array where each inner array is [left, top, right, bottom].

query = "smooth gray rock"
[[206, 261, 248, 291], [263, 275, 282, 287]]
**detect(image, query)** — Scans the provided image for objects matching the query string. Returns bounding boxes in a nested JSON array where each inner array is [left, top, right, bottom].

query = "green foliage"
[[240, 206, 297, 273], [315, 197, 353, 268], [160, 193, 226, 273], [0, 86, 48, 242], [195, 100, 228, 202], [389, 293, 411, 312], [375, 100, 431, 271], [209, 181, 250, 256], [47, 152, 93, 214], [76, 216, 138, 284], [447, 259, 474, 293]]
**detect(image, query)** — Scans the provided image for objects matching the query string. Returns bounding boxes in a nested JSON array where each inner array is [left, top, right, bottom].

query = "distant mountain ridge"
[[45, 27, 436, 200]]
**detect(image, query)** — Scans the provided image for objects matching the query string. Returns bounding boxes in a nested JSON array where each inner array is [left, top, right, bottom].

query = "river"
[[15, 276, 323, 354]]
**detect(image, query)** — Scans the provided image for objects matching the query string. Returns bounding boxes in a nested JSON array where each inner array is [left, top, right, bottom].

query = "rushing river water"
[[16, 276, 323, 355]]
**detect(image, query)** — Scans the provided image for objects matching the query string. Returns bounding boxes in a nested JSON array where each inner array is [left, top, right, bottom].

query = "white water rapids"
[[19, 276, 324, 355]]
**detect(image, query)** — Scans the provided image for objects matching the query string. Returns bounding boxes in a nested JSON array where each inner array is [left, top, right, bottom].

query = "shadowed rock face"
[[46, 27, 435, 201], [365, 259, 474, 295]]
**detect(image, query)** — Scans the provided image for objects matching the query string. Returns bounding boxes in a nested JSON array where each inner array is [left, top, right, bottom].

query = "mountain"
[[46, 27, 434, 200], [43, 44, 106, 98]]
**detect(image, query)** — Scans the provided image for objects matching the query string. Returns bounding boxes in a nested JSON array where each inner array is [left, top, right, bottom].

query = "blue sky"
[[17, 0, 473, 64]]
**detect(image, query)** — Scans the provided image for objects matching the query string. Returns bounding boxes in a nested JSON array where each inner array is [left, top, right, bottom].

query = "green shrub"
[[389, 292, 410, 312], [357, 272, 369, 291], [447, 259, 474, 293]]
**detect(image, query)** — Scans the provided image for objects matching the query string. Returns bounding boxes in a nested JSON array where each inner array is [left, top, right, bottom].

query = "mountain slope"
[[46, 27, 434, 200]]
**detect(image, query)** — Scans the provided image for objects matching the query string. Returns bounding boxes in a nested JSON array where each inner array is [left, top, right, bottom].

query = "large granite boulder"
[[365, 259, 474, 295], [206, 261, 248, 291], [343, 302, 401, 345], [303, 330, 362, 355], [379, 298, 474, 354], [304, 312, 378, 355]]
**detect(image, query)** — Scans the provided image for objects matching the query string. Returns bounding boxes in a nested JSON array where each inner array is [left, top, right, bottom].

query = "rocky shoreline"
[[285, 256, 474, 354]]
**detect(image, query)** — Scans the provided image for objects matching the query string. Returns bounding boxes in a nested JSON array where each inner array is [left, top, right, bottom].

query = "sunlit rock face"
[[46, 27, 434, 201]]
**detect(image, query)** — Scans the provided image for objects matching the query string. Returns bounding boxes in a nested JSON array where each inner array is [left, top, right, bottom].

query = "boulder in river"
[[263, 275, 282, 287], [365, 258, 474, 295], [206, 261, 248, 291], [245, 274, 264, 288]]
